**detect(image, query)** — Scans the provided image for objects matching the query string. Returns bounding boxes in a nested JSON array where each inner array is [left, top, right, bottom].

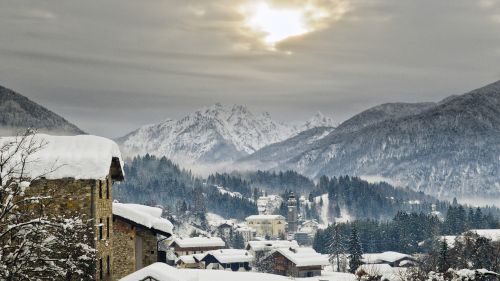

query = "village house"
[[200, 249, 253, 271], [6, 134, 125, 280], [169, 236, 226, 257], [246, 215, 286, 238], [175, 254, 205, 269], [234, 224, 256, 242], [245, 240, 299, 257], [217, 222, 233, 240], [112, 202, 173, 280], [265, 247, 329, 278], [361, 251, 417, 267]]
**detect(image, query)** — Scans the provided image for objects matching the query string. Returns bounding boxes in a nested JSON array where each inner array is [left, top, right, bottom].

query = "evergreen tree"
[[348, 226, 363, 273], [328, 224, 346, 272], [471, 237, 495, 270], [231, 232, 246, 249], [437, 239, 450, 273]]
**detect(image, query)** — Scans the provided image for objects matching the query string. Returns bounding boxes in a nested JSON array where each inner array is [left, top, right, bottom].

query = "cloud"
[[0, 0, 499, 138]]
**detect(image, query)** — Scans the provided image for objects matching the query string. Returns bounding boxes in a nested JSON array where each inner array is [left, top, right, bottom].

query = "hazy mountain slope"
[[243, 80, 500, 199], [0, 85, 84, 135], [241, 102, 436, 167], [237, 126, 335, 169]]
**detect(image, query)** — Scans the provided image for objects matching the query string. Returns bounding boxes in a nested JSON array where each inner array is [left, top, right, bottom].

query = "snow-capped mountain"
[[0, 85, 84, 135], [298, 112, 337, 132], [118, 103, 311, 163], [240, 80, 500, 200]]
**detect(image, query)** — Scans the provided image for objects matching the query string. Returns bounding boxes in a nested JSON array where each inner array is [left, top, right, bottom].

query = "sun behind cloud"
[[239, 0, 348, 50]]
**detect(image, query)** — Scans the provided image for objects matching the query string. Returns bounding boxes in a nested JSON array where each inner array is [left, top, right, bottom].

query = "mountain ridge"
[[0, 85, 84, 135], [240, 80, 500, 200]]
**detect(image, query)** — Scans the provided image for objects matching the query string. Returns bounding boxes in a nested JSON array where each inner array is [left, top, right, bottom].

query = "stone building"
[[112, 203, 173, 280], [8, 134, 125, 280], [246, 215, 286, 238]]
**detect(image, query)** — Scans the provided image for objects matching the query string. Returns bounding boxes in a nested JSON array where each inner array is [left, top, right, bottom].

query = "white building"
[[246, 215, 286, 238]]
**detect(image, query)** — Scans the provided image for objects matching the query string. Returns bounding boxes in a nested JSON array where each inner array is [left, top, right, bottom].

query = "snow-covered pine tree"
[[348, 225, 363, 273], [437, 238, 449, 273], [328, 224, 346, 272]]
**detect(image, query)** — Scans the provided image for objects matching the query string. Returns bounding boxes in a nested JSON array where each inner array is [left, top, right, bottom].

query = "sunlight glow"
[[240, 1, 331, 49]]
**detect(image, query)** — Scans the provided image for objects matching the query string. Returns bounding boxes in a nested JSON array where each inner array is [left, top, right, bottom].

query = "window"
[[98, 181, 102, 199], [106, 178, 109, 199], [99, 258, 103, 279], [99, 218, 103, 240], [107, 255, 110, 275], [106, 217, 110, 239]]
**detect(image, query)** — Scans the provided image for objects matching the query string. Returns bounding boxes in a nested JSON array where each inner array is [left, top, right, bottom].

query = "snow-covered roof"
[[201, 249, 253, 264], [172, 236, 225, 249], [357, 264, 408, 281], [120, 263, 196, 281], [120, 262, 299, 281], [246, 240, 299, 252], [113, 203, 173, 236], [0, 134, 124, 181], [176, 254, 205, 264], [274, 247, 329, 267], [362, 251, 414, 264], [246, 215, 285, 221], [469, 229, 500, 241]]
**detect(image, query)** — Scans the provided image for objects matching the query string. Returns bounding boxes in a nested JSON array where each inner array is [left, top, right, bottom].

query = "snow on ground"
[[315, 194, 330, 225], [215, 185, 243, 199], [120, 263, 356, 281], [314, 193, 351, 225]]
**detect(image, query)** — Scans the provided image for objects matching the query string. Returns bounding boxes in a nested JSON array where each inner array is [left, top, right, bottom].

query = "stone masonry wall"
[[112, 219, 136, 280], [94, 176, 114, 281], [27, 178, 97, 280]]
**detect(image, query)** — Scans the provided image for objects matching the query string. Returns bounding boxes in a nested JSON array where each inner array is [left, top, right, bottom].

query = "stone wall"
[[27, 178, 97, 280], [94, 176, 114, 280], [112, 219, 136, 280], [27, 175, 115, 280], [137, 228, 158, 267]]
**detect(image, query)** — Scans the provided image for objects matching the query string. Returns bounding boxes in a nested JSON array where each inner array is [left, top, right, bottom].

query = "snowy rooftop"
[[362, 251, 414, 264], [176, 254, 205, 264], [0, 134, 124, 181], [120, 263, 196, 281], [113, 203, 173, 236], [274, 247, 329, 267], [357, 264, 408, 281], [201, 249, 253, 263], [122, 262, 348, 281], [172, 236, 225, 249], [246, 240, 299, 252], [246, 215, 285, 221]]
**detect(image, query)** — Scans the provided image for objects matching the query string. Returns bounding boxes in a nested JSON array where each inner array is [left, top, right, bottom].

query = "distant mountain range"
[[117, 103, 336, 164], [239, 80, 500, 200], [0, 85, 84, 135]]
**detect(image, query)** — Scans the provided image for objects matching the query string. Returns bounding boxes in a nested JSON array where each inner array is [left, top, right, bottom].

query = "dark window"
[[106, 217, 110, 239], [107, 255, 110, 274], [99, 258, 103, 279], [99, 218, 103, 240], [106, 178, 109, 199], [98, 181, 102, 199]]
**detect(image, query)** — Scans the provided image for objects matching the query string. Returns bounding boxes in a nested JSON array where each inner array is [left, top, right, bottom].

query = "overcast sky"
[[1, 0, 499, 137]]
